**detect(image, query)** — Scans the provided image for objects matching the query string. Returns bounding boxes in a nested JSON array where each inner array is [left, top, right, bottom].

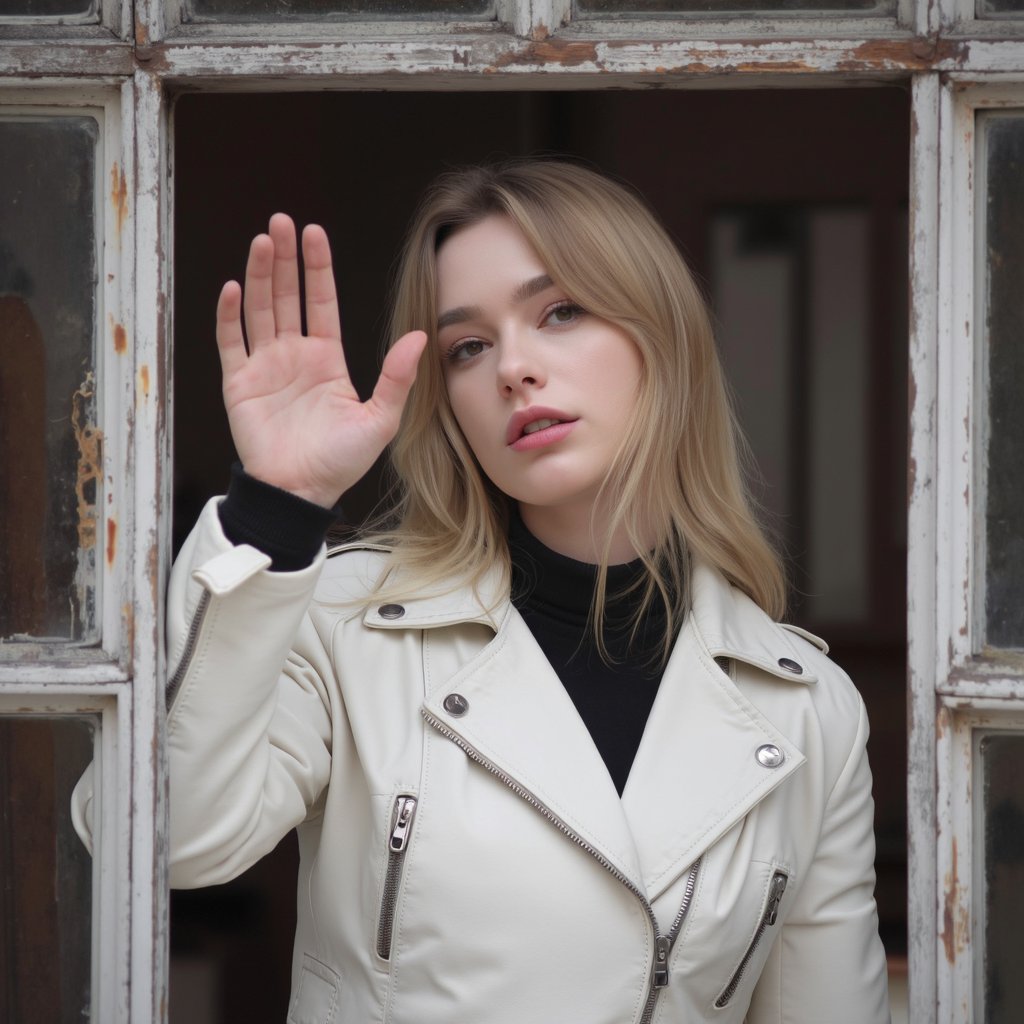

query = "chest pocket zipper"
[[376, 795, 418, 961], [714, 869, 789, 1009]]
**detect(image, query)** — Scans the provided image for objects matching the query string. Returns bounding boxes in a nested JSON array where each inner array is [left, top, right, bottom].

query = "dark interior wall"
[[172, 86, 909, 1023], [173, 88, 909, 533]]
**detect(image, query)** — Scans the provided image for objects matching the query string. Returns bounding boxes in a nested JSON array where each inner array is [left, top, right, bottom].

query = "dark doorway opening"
[[173, 86, 909, 1023]]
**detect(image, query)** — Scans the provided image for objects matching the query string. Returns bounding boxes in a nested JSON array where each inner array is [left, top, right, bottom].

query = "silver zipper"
[[714, 869, 789, 1008], [639, 856, 702, 1024], [165, 589, 212, 711], [376, 794, 418, 961], [423, 709, 700, 1023]]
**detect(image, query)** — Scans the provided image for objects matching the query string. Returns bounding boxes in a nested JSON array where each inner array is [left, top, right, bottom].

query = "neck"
[[517, 500, 653, 565]]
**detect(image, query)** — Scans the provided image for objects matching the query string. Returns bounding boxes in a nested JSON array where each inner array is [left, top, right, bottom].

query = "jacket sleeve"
[[165, 496, 341, 888], [746, 696, 891, 1024], [72, 497, 340, 889]]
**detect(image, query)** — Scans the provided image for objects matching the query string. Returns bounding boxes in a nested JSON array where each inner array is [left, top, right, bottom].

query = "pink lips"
[[506, 407, 577, 452]]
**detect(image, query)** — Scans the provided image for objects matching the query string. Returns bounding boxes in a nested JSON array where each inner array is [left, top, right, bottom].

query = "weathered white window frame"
[[908, 71, 1024, 1024], [0, 74, 169, 1023], [2, 1, 1024, 1020]]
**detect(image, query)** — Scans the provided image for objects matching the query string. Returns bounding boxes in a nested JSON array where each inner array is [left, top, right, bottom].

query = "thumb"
[[367, 330, 429, 427]]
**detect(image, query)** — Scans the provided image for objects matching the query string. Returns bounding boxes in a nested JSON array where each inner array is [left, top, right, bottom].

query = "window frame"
[[2, 2, 1024, 1020]]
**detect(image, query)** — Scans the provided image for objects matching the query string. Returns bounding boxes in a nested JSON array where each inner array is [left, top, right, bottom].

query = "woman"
[[77, 161, 890, 1023]]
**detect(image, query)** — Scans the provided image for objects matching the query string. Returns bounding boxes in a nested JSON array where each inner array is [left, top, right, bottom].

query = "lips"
[[506, 407, 576, 446]]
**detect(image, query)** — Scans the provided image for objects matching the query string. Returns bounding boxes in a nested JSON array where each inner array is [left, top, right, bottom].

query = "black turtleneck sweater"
[[508, 512, 667, 795], [218, 466, 670, 796]]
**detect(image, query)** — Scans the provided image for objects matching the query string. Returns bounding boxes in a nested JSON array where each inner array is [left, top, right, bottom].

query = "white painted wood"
[[135, 0, 166, 46], [936, 702, 1024, 1021], [6, 35, 1024, 81], [937, 78, 975, 674], [130, 66, 170, 1024], [907, 70, 941, 1024], [504, 0, 573, 38]]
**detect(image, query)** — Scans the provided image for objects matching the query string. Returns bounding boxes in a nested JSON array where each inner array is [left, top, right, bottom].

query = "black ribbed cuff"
[[217, 462, 339, 572]]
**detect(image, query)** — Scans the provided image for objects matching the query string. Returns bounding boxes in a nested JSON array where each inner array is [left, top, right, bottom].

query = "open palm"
[[216, 214, 427, 509]]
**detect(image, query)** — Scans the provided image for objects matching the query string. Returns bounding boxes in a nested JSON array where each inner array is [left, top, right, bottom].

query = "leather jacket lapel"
[[620, 619, 805, 903], [422, 607, 644, 892]]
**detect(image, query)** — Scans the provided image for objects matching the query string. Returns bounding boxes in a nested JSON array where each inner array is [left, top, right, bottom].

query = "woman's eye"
[[543, 302, 584, 327], [447, 339, 487, 362]]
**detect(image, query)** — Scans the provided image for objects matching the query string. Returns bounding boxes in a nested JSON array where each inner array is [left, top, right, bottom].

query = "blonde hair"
[[367, 160, 785, 661]]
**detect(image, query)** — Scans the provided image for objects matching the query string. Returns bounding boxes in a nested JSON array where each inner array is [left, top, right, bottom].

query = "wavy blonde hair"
[[367, 160, 785, 661]]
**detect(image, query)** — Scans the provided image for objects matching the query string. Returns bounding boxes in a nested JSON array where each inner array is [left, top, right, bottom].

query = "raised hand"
[[215, 214, 427, 509]]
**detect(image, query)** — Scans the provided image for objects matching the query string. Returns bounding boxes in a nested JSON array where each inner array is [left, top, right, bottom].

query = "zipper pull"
[[390, 796, 418, 853], [765, 872, 788, 926], [653, 934, 671, 988]]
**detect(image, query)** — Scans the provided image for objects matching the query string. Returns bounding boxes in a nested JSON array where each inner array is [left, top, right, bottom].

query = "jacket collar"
[[372, 556, 818, 901], [363, 556, 818, 686]]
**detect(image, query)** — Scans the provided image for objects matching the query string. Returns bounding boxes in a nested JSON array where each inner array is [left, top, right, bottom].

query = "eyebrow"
[[436, 274, 555, 331]]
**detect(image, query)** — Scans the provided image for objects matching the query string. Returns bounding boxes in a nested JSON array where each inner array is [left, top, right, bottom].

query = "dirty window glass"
[[0, 116, 99, 645], [0, 0, 95, 14], [980, 733, 1024, 1023], [982, 113, 1024, 649], [186, 0, 491, 19], [977, 0, 1024, 17], [0, 716, 95, 1023], [576, 0, 892, 15]]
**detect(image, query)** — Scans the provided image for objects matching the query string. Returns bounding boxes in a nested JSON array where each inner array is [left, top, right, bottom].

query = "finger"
[[367, 330, 429, 430], [301, 224, 342, 342], [242, 233, 277, 350], [268, 213, 302, 336], [215, 280, 248, 377]]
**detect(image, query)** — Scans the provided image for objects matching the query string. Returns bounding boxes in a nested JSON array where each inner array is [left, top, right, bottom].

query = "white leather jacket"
[[76, 498, 891, 1024]]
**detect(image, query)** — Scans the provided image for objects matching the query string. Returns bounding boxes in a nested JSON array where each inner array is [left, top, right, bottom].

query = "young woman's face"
[[435, 215, 644, 525]]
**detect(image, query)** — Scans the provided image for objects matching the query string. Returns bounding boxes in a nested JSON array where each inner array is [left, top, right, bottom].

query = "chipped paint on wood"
[[940, 839, 968, 965], [111, 161, 128, 239], [113, 319, 128, 354], [72, 371, 102, 552], [107, 517, 117, 568], [93, 34, 1008, 83]]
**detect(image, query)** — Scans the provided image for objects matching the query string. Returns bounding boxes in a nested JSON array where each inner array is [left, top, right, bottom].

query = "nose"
[[496, 331, 545, 396]]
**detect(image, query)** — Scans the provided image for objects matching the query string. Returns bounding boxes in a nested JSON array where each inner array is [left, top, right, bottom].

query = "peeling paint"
[[107, 517, 117, 568], [72, 372, 102, 551], [940, 838, 969, 964], [491, 38, 599, 70], [530, 20, 550, 43], [122, 601, 135, 659], [111, 162, 128, 239]]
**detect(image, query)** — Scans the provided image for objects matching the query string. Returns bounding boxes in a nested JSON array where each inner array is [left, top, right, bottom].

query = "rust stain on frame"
[[111, 162, 129, 238], [139, 364, 151, 399], [113, 320, 128, 354], [941, 838, 970, 965], [72, 372, 102, 551], [491, 38, 599, 70], [107, 518, 117, 568]]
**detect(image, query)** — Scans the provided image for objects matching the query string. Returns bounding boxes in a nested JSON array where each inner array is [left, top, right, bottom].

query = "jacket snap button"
[[777, 657, 803, 675], [756, 744, 785, 769], [378, 604, 405, 620], [443, 693, 469, 717]]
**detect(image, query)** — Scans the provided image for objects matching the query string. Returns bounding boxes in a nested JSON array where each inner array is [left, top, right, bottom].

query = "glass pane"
[[982, 113, 1024, 649], [187, 0, 490, 19], [0, 716, 95, 1022], [0, 116, 98, 644], [977, 0, 1024, 17], [0, 0, 95, 14], [577, 0, 892, 15], [981, 733, 1024, 1023]]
